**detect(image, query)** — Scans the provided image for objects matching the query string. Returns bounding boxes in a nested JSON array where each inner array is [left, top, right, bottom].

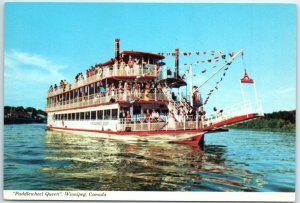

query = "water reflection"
[[41, 130, 264, 191]]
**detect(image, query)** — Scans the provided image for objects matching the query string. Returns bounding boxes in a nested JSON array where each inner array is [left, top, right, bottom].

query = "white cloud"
[[4, 50, 68, 84], [4, 50, 71, 109]]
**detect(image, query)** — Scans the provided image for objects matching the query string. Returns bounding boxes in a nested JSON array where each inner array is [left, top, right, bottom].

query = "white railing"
[[47, 64, 160, 97], [202, 100, 264, 128], [118, 115, 199, 132], [46, 92, 168, 112]]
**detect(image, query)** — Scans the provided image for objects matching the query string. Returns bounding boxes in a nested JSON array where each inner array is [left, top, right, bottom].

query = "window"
[[104, 109, 110, 120], [91, 111, 96, 120], [76, 112, 80, 120], [64, 114, 68, 120], [85, 111, 90, 120], [97, 110, 103, 120], [112, 109, 118, 120], [80, 112, 85, 120], [68, 113, 71, 120], [72, 113, 75, 120]]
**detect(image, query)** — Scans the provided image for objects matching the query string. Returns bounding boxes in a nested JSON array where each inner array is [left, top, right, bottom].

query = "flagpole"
[[194, 49, 244, 93], [189, 64, 193, 106]]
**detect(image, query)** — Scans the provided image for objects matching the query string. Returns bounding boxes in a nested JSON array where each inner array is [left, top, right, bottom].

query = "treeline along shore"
[[230, 110, 296, 133], [4, 106, 47, 124]]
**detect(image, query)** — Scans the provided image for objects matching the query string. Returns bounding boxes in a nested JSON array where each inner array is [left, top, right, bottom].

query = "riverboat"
[[46, 39, 264, 144]]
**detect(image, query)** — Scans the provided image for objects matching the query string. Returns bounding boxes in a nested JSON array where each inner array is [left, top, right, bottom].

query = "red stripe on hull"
[[48, 126, 204, 136]]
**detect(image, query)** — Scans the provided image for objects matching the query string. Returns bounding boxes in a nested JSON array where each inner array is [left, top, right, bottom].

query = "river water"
[[4, 124, 295, 192]]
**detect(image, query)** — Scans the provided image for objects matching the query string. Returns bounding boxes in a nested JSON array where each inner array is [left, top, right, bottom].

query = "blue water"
[[4, 124, 295, 191]]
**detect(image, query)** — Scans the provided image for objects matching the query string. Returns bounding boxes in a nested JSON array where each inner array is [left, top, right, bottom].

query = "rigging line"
[[193, 49, 244, 94]]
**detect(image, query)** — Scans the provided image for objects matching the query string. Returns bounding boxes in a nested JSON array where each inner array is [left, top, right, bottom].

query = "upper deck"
[[46, 46, 170, 112]]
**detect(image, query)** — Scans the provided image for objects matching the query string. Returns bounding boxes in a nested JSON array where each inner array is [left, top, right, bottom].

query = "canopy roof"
[[159, 77, 187, 88], [121, 50, 165, 60]]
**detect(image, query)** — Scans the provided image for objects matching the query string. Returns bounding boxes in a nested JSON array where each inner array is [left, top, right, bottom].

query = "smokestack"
[[175, 48, 179, 78], [115, 38, 120, 60]]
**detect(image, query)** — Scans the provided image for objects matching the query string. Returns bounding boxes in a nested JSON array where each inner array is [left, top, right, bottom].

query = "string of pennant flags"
[[203, 66, 231, 105], [157, 50, 235, 57]]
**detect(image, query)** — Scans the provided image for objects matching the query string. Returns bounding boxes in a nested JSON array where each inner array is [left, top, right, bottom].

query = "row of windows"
[[53, 109, 118, 121]]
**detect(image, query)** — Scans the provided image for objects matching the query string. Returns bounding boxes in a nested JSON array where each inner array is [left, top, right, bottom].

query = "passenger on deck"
[[126, 111, 132, 123], [119, 109, 127, 124], [118, 60, 123, 75], [133, 82, 139, 98], [151, 109, 159, 122], [133, 59, 140, 75], [199, 106, 206, 120], [113, 59, 118, 76], [145, 109, 151, 122], [144, 82, 150, 101]]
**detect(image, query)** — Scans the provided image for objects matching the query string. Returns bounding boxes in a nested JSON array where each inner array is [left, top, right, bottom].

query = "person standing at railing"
[[144, 82, 150, 101], [126, 111, 132, 123], [133, 59, 140, 75], [119, 109, 127, 124], [133, 82, 139, 99], [199, 106, 206, 128], [151, 109, 159, 122], [119, 60, 125, 76], [113, 59, 118, 76], [145, 109, 151, 122]]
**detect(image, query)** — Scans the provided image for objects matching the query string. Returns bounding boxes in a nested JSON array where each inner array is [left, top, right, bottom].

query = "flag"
[[188, 52, 191, 56], [201, 61, 205, 63], [183, 52, 187, 56], [210, 50, 215, 55], [223, 72, 226, 76], [218, 50, 223, 55], [215, 86, 218, 90], [203, 51, 207, 55], [229, 52, 235, 57], [222, 54, 226, 59], [195, 61, 199, 64], [227, 61, 232, 65], [202, 69, 207, 73], [212, 65, 216, 68], [214, 56, 219, 60], [208, 59, 212, 63], [196, 52, 199, 55], [172, 53, 176, 56], [225, 67, 229, 71]]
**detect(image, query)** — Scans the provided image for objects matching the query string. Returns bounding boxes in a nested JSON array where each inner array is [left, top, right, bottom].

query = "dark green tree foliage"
[[4, 106, 47, 124], [231, 110, 295, 132]]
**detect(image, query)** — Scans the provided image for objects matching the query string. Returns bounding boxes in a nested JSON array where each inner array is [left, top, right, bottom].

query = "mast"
[[189, 64, 193, 106], [175, 48, 179, 78]]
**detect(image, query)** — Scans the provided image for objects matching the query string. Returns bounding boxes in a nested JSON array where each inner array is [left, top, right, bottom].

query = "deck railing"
[[46, 91, 168, 112], [118, 115, 199, 132], [47, 64, 160, 97], [201, 100, 264, 128]]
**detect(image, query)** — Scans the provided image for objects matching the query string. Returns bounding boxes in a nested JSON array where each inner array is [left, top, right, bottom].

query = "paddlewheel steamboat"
[[46, 39, 263, 144]]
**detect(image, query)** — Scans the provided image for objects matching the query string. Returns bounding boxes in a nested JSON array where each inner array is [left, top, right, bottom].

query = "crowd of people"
[[48, 56, 160, 94], [119, 108, 163, 123]]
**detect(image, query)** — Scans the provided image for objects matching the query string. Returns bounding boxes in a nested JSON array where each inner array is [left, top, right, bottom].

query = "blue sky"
[[4, 3, 296, 113]]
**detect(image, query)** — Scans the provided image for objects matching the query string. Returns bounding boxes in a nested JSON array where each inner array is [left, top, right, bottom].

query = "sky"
[[4, 3, 296, 113]]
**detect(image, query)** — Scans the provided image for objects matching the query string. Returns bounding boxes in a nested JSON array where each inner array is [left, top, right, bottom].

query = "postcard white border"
[[2, 190, 296, 202], [1, 0, 299, 202]]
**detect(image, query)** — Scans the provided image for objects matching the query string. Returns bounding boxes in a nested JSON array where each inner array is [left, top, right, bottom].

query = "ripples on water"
[[4, 124, 295, 192]]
